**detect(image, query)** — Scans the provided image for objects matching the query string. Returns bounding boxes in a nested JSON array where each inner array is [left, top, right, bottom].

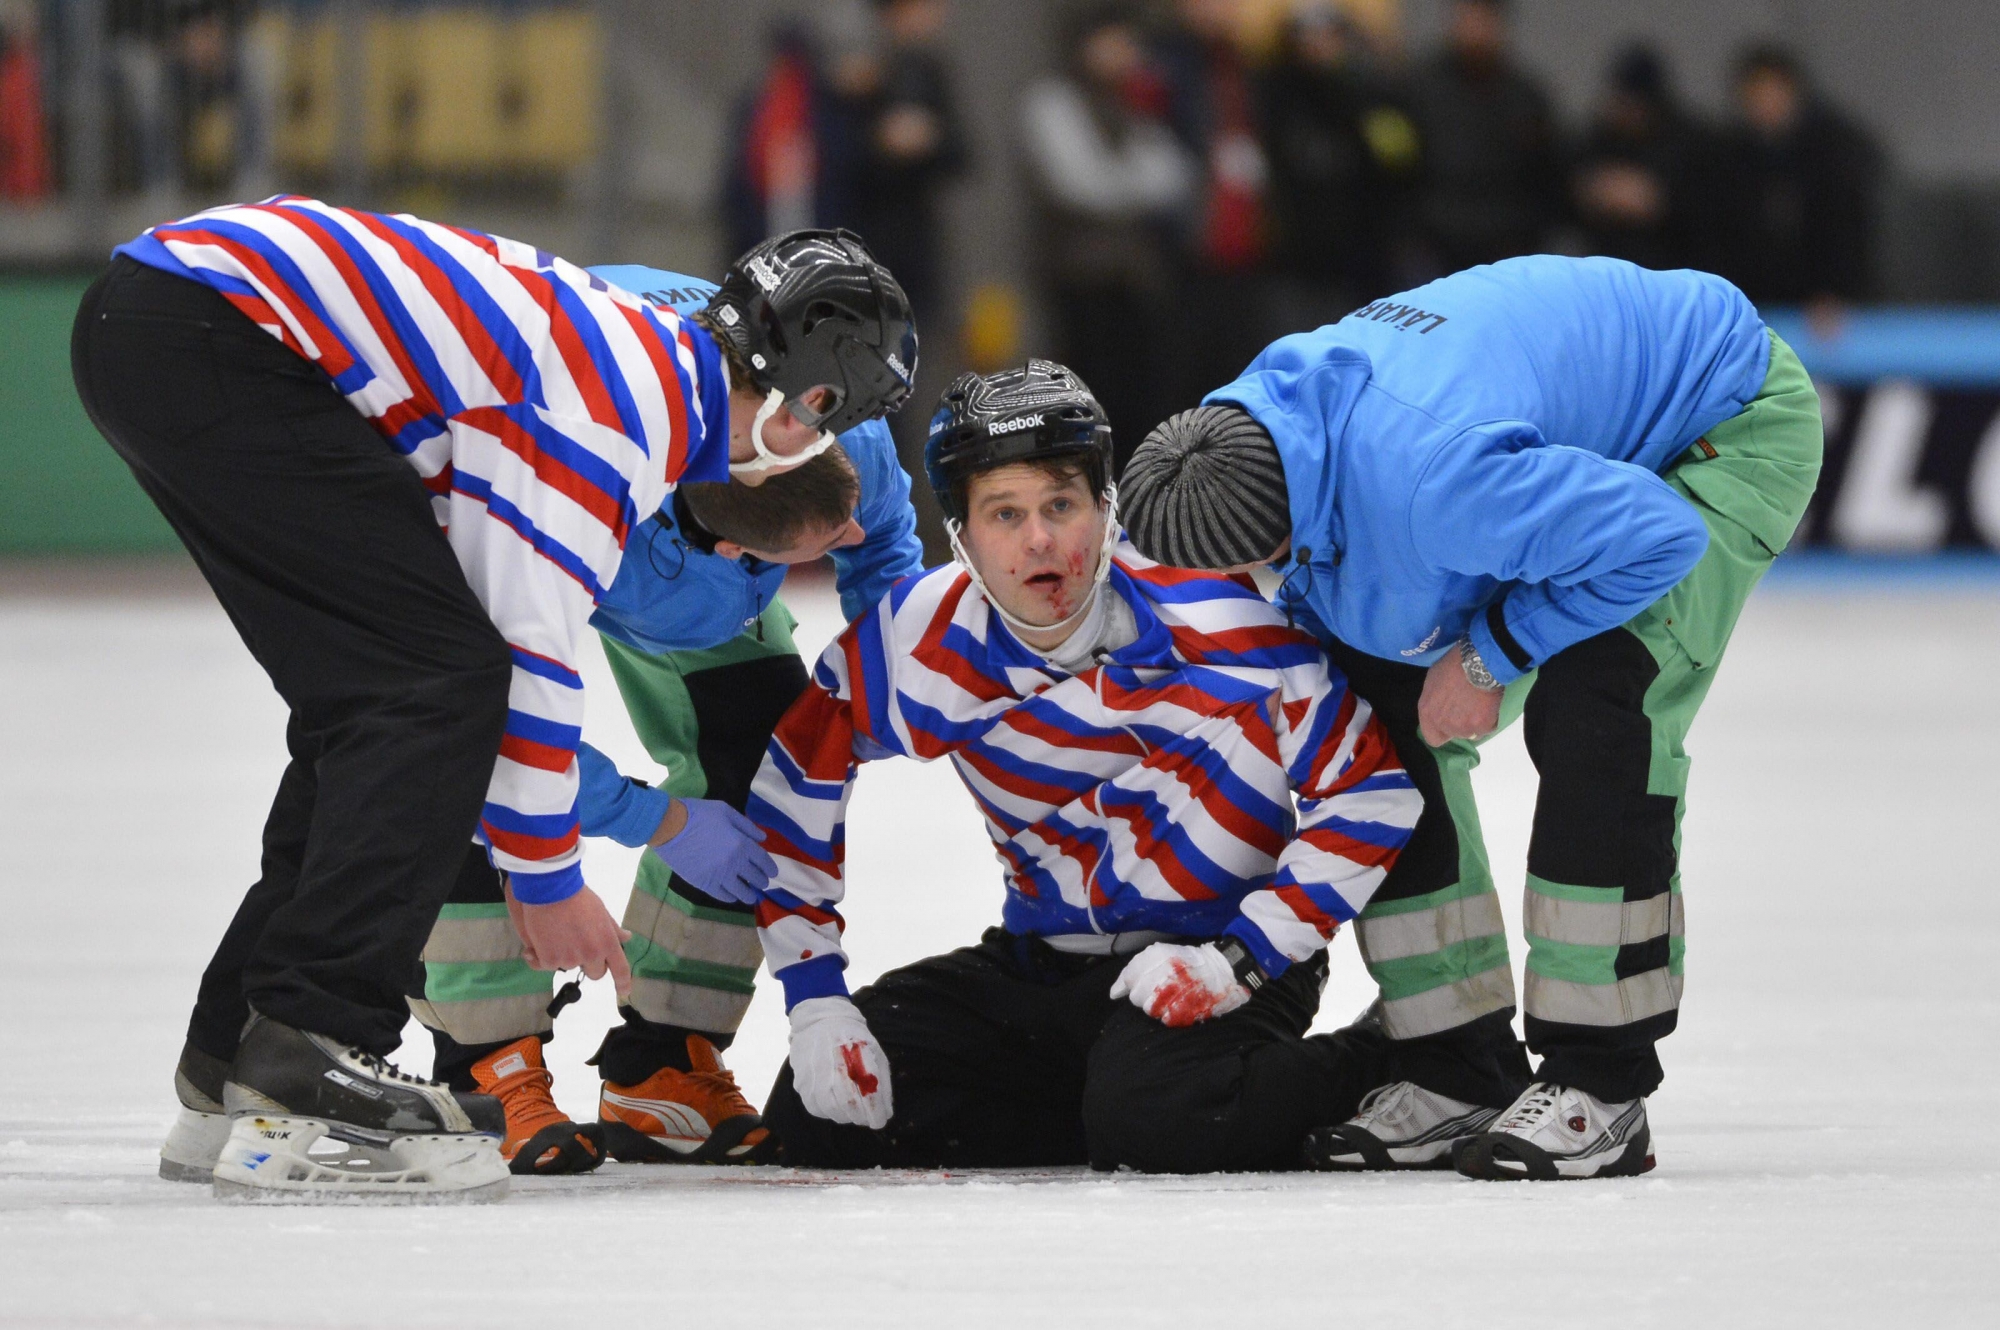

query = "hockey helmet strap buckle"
[[730, 387, 840, 476]]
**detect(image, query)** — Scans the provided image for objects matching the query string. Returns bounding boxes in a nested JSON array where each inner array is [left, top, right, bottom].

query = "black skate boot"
[[159, 1041, 233, 1182], [213, 1013, 510, 1202]]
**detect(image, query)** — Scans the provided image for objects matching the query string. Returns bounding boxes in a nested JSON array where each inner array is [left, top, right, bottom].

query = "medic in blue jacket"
[[1118, 255, 1824, 1181], [410, 265, 927, 1174], [577, 265, 923, 840]]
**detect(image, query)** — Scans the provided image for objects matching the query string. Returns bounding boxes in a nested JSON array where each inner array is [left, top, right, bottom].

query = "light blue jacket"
[[1209, 256, 1771, 684], [575, 267, 926, 844]]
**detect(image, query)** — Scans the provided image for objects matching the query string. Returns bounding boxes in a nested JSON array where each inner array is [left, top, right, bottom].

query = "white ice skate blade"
[[159, 1106, 232, 1182], [211, 1115, 509, 1204]]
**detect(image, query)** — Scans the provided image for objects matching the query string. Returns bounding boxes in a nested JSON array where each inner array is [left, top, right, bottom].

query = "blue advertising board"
[[1766, 307, 2000, 554]]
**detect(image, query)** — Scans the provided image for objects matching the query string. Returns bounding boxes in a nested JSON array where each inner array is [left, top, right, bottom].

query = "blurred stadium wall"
[[5, 0, 2000, 557]]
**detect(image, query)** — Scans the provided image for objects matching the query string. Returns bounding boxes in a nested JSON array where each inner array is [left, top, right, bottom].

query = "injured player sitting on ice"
[[746, 359, 1425, 1172]]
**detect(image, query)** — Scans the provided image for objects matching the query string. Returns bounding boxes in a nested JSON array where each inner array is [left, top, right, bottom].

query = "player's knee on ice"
[[1082, 957, 1388, 1173]]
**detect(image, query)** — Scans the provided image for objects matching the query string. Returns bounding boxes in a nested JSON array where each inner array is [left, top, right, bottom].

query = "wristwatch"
[[1458, 636, 1502, 692], [1214, 936, 1267, 993]]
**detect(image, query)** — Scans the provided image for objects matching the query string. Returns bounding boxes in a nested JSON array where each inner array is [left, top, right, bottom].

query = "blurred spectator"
[[1153, 0, 1273, 405], [847, 0, 967, 329], [0, 0, 54, 200], [1711, 43, 1883, 312], [108, 0, 177, 196], [1568, 43, 1715, 272], [1404, 0, 1560, 273], [721, 22, 863, 259], [1257, 3, 1417, 328], [94, 0, 262, 199], [1021, 3, 1194, 469], [173, 1, 256, 192]]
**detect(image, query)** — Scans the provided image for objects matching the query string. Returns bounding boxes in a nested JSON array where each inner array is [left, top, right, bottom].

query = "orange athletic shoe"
[[598, 1035, 772, 1164], [469, 1037, 605, 1176]]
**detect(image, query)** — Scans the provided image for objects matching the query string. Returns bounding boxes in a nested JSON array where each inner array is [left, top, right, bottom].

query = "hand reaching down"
[[504, 879, 633, 1003]]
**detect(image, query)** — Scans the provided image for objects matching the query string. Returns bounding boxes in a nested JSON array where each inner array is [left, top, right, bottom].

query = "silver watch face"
[[1460, 638, 1499, 691]]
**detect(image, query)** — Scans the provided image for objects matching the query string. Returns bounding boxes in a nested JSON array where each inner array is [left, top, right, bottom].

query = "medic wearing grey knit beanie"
[[1119, 405, 1293, 571]]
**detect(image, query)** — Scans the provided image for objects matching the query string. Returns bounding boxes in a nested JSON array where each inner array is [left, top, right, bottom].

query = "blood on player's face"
[[958, 462, 1105, 631]]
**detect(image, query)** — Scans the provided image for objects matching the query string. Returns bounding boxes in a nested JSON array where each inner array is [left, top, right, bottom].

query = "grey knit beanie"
[[1119, 405, 1291, 569]]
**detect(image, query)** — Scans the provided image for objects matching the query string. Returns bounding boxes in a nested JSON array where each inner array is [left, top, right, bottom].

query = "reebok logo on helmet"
[[988, 413, 1044, 436], [747, 256, 785, 293]]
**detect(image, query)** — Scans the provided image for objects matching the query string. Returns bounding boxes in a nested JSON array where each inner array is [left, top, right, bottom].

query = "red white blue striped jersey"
[[116, 197, 730, 902], [747, 545, 1421, 1010]]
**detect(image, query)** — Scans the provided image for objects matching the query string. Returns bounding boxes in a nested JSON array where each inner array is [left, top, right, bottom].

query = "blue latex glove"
[[651, 798, 777, 905]]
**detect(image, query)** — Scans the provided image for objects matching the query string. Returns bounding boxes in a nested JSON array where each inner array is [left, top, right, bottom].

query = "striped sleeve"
[[745, 607, 914, 1009], [1222, 658, 1422, 975], [447, 406, 646, 901]]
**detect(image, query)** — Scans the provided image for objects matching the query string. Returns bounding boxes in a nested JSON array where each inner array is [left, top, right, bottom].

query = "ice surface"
[[3, 567, 1997, 1328]]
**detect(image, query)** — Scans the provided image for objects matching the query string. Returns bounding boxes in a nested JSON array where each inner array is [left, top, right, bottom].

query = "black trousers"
[[1320, 638, 1534, 1107], [762, 929, 1389, 1174], [72, 257, 511, 1058]]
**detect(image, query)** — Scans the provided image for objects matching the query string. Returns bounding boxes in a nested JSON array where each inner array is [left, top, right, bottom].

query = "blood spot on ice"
[[840, 1042, 878, 1096], [800, 949, 813, 959]]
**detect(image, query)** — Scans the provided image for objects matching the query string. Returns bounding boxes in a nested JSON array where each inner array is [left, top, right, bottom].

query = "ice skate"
[[1455, 1081, 1654, 1180], [1301, 1080, 1501, 1171], [212, 1013, 511, 1202], [598, 1035, 772, 1164], [469, 1037, 604, 1176], [158, 1042, 233, 1182]]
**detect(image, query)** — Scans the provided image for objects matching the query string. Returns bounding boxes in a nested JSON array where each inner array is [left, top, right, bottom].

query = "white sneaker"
[[1301, 1080, 1503, 1170], [1455, 1081, 1654, 1180]]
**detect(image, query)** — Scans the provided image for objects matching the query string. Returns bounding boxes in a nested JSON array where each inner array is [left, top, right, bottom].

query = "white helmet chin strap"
[[730, 386, 839, 476], [949, 486, 1121, 640]]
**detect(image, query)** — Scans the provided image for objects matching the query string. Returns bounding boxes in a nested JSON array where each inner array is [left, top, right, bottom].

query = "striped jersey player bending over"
[[748, 361, 1423, 1171], [77, 200, 914, 1199]]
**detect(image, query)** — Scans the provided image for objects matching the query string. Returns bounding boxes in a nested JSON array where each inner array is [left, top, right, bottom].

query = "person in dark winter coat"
[[1257, 4, 1419, 328], [1568, 44, 1717, 274], [846, 0, 968, 331], [1403, 0, 1561, 273], [1710, 43, 1883, 311]]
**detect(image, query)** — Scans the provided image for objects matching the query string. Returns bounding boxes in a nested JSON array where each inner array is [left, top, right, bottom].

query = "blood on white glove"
[[787, 996, 894, 1130], [1108, 941, 1251, 1027]]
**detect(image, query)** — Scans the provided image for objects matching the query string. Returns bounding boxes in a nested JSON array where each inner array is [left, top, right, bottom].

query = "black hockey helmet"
[[924, 359, 1114, 525], [704, 229, 919, 437]]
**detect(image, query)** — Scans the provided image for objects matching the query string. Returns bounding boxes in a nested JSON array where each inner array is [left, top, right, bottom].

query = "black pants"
[[1321, 638, 1533, 1108], [72, 256, 511, 1058], [762, 929, 1389, 1173]]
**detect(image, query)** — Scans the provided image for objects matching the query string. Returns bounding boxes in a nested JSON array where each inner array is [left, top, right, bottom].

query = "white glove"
[[787, 996, 895, 1129], [1109, 941, 1252, 1027]]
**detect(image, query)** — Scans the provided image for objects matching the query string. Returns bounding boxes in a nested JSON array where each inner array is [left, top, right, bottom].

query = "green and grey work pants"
[[1338, 330, 1824, 1105], [408, 601, 807, 1085]]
